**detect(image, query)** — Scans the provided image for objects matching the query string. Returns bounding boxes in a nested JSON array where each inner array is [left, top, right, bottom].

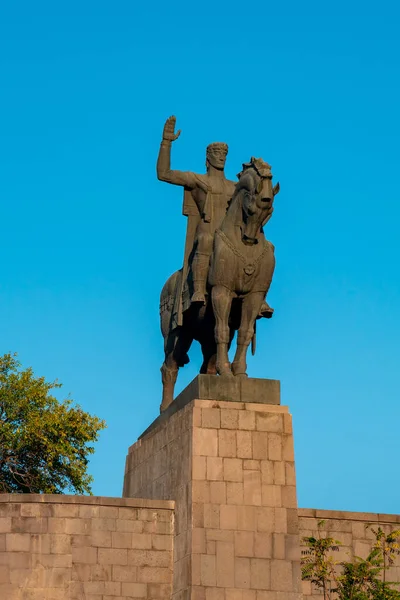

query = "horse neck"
[[220, 191, 243, 238]]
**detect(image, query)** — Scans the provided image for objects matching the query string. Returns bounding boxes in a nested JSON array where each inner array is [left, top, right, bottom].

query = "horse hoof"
[[160, 398, 173, 413], [231, 362, 248, 377], [191, 292, 206, 305], [216, 364, 234, 377]]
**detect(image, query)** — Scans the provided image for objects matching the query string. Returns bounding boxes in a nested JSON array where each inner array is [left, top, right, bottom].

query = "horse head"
[[235, 157, 280, 245]]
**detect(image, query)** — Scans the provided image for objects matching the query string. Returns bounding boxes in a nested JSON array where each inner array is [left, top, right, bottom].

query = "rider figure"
[[157, 116, 235, 304]]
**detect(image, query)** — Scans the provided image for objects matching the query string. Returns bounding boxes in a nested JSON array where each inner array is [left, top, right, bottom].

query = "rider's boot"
[[191, 252, 209, 305], [258, 299, 274, 318]]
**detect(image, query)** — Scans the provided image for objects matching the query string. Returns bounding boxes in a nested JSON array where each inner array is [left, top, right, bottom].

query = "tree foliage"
[[302, 521, 400, 600], [0, 353, 106, 494]]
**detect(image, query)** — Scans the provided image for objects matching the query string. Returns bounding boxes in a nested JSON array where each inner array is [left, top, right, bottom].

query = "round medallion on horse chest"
[[244, 265, 255, 276]]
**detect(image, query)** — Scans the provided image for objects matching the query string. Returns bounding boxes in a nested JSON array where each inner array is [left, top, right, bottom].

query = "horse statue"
[[159, 157, 280, 411]]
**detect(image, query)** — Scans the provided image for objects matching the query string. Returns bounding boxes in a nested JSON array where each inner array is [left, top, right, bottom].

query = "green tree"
[[301, 520, 341, 600], [302, 521, 400, 600], [0, 353, 106, 494]]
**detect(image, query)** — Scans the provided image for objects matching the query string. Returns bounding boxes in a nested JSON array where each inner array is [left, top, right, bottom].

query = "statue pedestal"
[[123, 376, 302, 600]]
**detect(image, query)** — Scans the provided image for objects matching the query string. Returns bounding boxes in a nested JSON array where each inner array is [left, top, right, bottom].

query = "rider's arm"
[[157, 139, 197, 189]]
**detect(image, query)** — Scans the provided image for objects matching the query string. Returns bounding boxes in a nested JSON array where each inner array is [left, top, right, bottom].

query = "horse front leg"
[[232, 292, 264, 377], [211, 285, 233, 376]]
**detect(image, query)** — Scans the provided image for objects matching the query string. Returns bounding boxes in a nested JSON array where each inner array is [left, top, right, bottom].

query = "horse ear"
[[273, 182, 280, 196]]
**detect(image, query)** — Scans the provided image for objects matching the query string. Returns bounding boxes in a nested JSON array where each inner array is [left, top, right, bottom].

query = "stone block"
[[270, 559, 292, 592], [207, 457, 223, 481], [210, 482, 227, 505], [193, 481, 211, 504], [92, 518, 116, 531], [252, 433, 269, 460], [104, 581, 121, 595], [219, 430, 237, 457], [273, 463, 285, 486], [239, 410, 256, 431], [121, 581, 147, 596], [227, 483, 244, 505], [204, 505, 220, 529], [98, 547, 128, 565], [256, 414, 283, 433], [243, 460, 260, 471], [256, 508, 276, 533], [112, 564, 138, 582], [262, 486, 282, 509], [48, 518, 67, 534], [272, 534, 285, 559], [201, 554, 216, 586], [235, 531, 254, 557], [0, 519, 11, 534], [72, 546, 98, 564], [268, 435, 282, 461], [131, 533, 152, 550], [137, 566, 172, 583], [193, 429, 218, 457], [152, 534, 173, 552], [243, 471, 262, 506], [237, 506, 256, 532], [193, 456, 207, 480], [286, 461, 298, 489], [220, 505, 238, 530], [254, 532, 272, 559], [202, 408, 221, 429], [112, 531, 132, 548], [128, 549, 171, 568], [250, 558, 271, 589], [0, 565, 9, 583], [216, 541, 235, 587], [235, 557, 251, 588], [237, 431, 253, 459], [221, 409, 239, 430], [206, 587, 225, 600], [116, 519, 144, 533], [51, 534, 71, 554], [193, 529, 206, 554], [148, 583, 172, 599], [260, 461, 274, 485], [282, 436, 294, 461], [224, 458, 243, 482], [5, 533, 31, 552], [281, 486, 297, 509]]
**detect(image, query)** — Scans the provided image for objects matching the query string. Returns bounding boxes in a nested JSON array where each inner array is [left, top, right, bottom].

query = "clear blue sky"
[[1, 1, 400, 514]]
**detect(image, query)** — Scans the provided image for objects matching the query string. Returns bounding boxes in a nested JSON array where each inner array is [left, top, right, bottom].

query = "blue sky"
[[1, 0, 400, 513]]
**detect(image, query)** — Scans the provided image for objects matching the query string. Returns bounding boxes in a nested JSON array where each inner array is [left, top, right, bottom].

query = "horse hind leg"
[[160, 328, 193, 413], [160, 355, 179, 413]]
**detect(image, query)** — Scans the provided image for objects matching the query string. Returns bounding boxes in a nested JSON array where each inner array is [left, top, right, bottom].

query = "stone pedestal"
[[123, 376, 302, 600]]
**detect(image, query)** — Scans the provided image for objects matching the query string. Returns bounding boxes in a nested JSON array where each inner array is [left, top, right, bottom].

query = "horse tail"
[[251, 322, 256, 356], [160, 270, 182, 342]]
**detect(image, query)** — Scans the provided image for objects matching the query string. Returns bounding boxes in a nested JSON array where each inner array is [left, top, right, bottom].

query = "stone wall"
[[299, 508, 400, 598], [0, 494, 174, 600]]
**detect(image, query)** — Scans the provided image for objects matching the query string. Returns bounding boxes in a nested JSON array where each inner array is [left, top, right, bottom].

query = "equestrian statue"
[[157, 116, 280, 412]]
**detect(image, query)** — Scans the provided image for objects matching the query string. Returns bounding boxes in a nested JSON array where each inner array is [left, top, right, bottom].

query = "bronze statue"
[[158, 117, 280, 411]]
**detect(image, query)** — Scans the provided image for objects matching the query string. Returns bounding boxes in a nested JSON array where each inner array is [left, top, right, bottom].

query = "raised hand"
[[162, 115, 181, 142]]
